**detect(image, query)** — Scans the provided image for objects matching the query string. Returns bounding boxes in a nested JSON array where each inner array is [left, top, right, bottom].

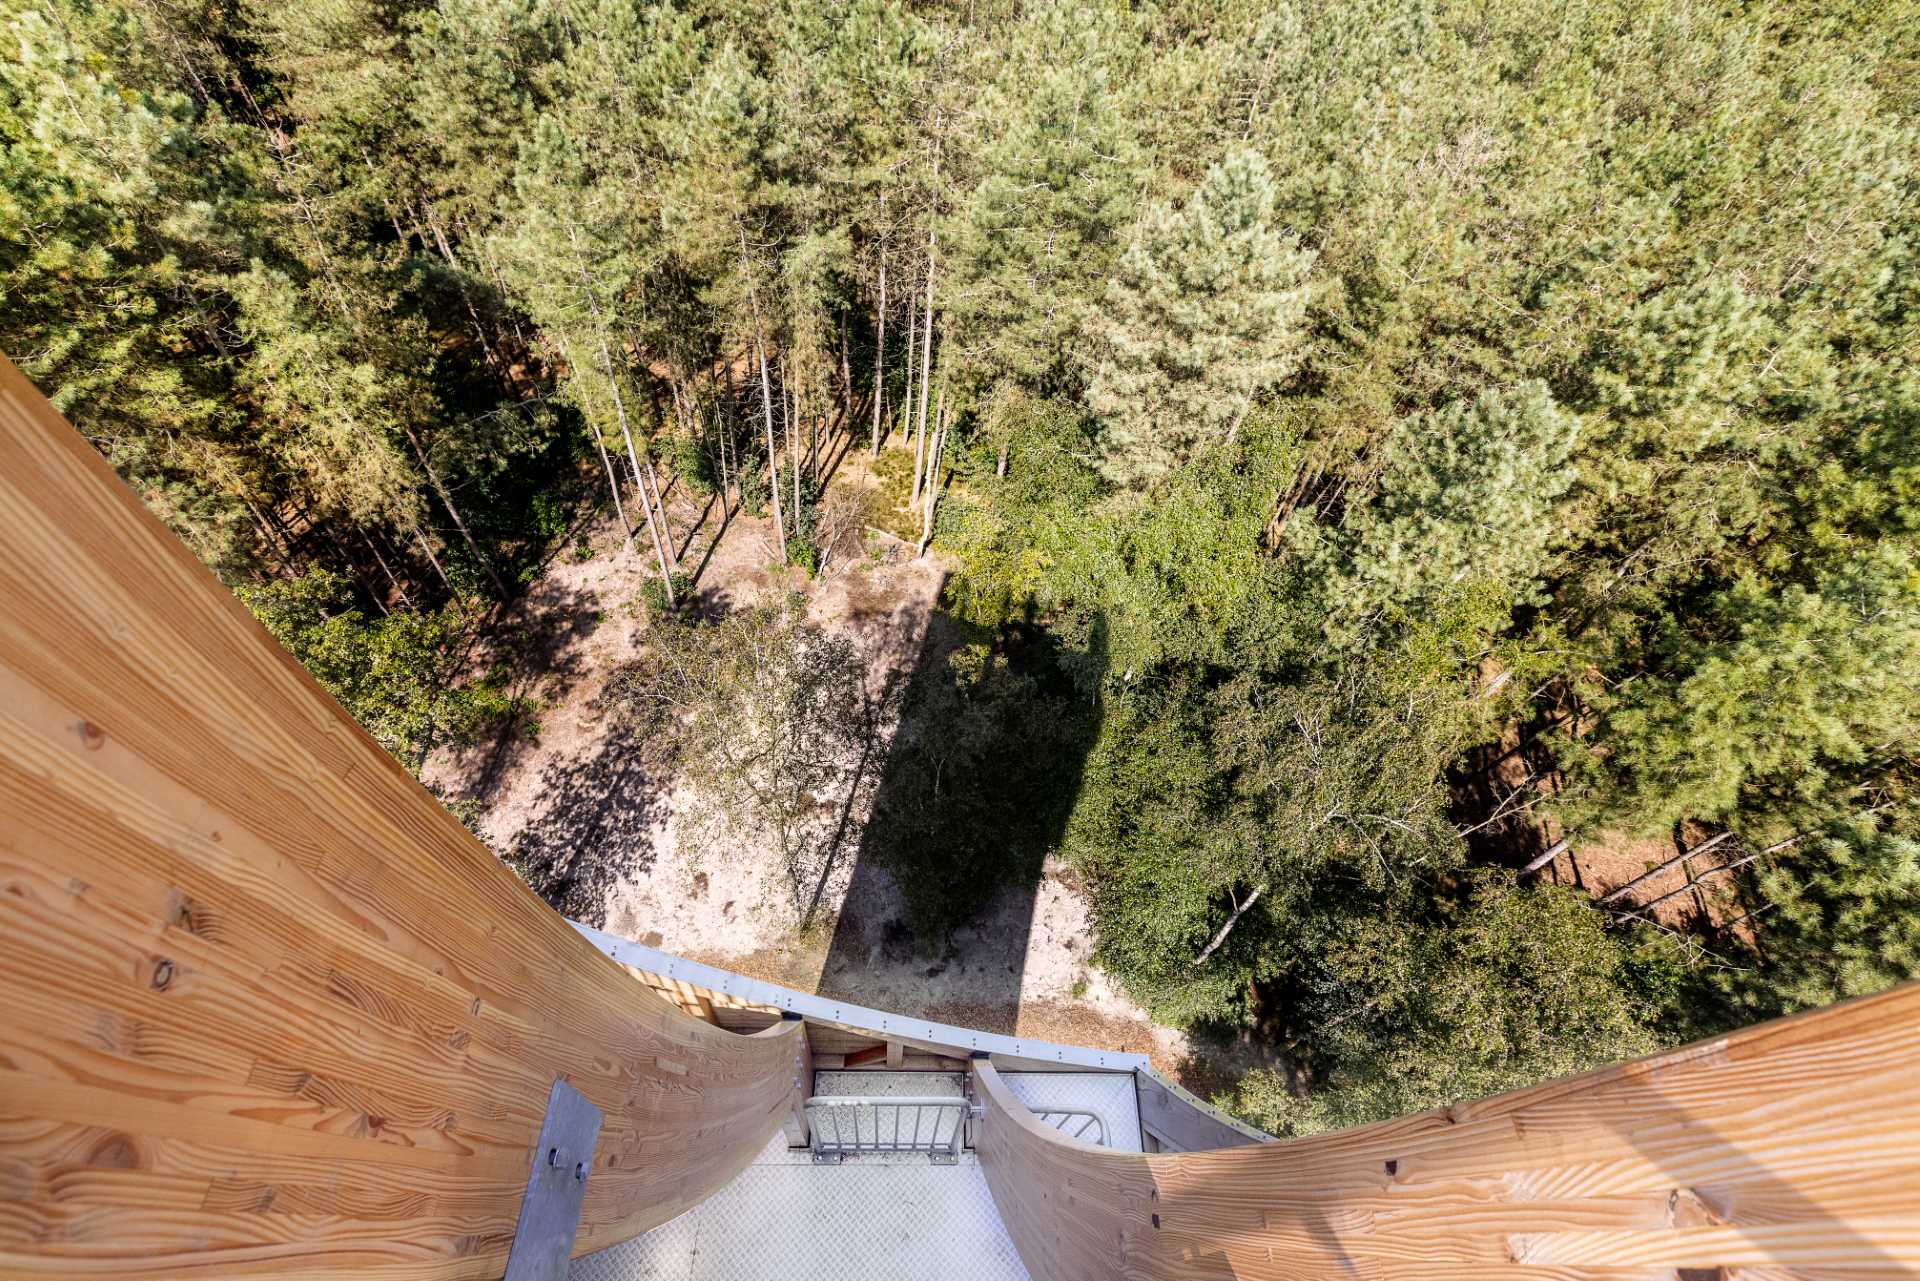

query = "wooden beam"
[[886, 1039, 905, 1069], [0, 354, 800, 1278], [781, 1018, 814, 1148], [973, 982, 1920, 1280]]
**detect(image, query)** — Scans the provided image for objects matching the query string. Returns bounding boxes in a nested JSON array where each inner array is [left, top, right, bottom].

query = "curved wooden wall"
[[0, 354, 803, 1277], [976, 982, 1920, 1280]]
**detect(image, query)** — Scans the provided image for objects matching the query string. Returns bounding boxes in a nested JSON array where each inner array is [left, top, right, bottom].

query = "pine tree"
[[1305, 382, 1581, 642], [1085, 150, 1315, 488]]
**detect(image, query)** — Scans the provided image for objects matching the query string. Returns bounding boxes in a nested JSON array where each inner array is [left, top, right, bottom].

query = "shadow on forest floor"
[[509, 716, 671, 925], [815, 593, 1106, 1034], [448, 580, 604, 810]]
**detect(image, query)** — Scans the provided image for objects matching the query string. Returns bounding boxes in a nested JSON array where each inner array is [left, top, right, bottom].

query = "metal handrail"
[[1034, 1107, 1107, 1147], [805, 1096, 967, 1164]]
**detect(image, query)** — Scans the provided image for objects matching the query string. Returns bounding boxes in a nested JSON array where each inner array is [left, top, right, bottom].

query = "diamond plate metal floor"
[[568, 1128, 1029, 1281], [999, 1072, 1143, 1152], [569, 1070, 1140, 1280]]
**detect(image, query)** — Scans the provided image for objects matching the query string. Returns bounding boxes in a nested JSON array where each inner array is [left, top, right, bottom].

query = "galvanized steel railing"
[[804, 1096, 967, 1164], [1033, 1107, 1107, 1147]]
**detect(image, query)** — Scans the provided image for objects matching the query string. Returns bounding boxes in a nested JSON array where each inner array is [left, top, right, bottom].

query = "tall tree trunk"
[[715, 402, 731, 522], [871, 255, 887, 457], [595, 428, 634, 554], [600, 357, 673, 604], [558, 334, 633, 553], [408, 520, 454, 593], [756, 338, 785, 550], [900, 289, 918, 453], [786, 367, 803, 548], [244, 497, 297, 580], [838, 314, 851, 436], [568, 225, 673, 602], [421, 200, 499, 367], [361, 527, 414, 608], [910, 371, 928, 506], [644, 450, 678, 570], [401, 424, 507, 599], [915, 229, 936, 470], [917, 396, 949, 557], [738, 227, 786, 549]]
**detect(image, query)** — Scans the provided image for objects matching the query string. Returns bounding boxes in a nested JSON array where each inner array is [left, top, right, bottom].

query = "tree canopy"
[[7, 0, 1918, 1134]]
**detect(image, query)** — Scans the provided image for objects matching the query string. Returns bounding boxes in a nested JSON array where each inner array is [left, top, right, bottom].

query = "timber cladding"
[[972, 981, 1920, 1279], [0, 353, 801, 1277]]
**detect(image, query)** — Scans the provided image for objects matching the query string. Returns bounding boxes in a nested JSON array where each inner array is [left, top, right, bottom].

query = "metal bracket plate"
[[503, 1079, 603, 1281]]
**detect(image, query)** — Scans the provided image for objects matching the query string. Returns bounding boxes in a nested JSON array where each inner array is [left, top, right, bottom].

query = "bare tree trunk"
[[911, 370, 929, 506], [1192, 884, 1266, 967], [361, 528, 413, 607], [871, 254, 887, 457], [785, 366, 803, 548], [1598, 832, 1736, 905], [558, 334, 633, 553], [422, 200, 499, 367], [1518, 836, 1571, 877], [401, 423, 507, 599], [899, 289, 918, 454], [594, 430, 634, 554], [569, 225, 673, 602], [756, 338, 785, 549], [914, 235, 936, 484], [917, 396, 949, 557], [735, 226, 784, 553], [409, 520, 454, 593], [641, 451, 678, 571], [244, 497, 297, 580]]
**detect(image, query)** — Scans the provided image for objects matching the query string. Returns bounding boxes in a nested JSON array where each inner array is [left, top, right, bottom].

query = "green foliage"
[[1070, 623, 1488, 1027], [638, 572, 692, 619], [1712, 809, 1920, 1022], [1222, 875, 1673, 1135], [239, 569, 523, 766], [1568, 546, 1920, 836], [15, 0, 1920, 1137], [610, 596, 880, 926], [1300, 382, 1582, 646]]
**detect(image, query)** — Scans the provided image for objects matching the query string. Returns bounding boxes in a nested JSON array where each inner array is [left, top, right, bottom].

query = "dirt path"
[[424, 463, 1191, 1072]]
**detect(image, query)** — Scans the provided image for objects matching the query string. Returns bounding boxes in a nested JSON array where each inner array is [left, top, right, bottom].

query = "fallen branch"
[[1518, 836, 1571, 876], [1597, 831, 1735, 905]]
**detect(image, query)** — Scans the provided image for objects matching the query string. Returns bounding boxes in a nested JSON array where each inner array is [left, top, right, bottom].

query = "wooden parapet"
[[0, 354, 800, 1277], [973, 982, 1920, 1279]]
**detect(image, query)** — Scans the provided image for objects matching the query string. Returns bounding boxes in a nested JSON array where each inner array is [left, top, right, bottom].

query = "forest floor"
[[422, 443, 1728, 1096], [423, 441, 1197, 1076]]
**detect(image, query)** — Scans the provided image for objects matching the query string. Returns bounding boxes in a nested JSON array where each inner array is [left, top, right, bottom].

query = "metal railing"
[[805, 1096, 967, 1164], [1034, 1107, 1107, 1147]]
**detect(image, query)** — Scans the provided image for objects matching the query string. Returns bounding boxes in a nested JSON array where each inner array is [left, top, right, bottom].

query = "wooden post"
[[782, 1016, 814, 1148]]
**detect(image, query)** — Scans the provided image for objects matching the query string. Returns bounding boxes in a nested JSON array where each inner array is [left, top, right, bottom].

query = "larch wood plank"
[[0, 353, 801, 1277], [974, 981, 1920, 1280]]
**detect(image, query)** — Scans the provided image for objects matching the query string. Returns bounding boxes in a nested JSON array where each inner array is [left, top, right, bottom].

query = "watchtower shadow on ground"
[[815, 588, 1107, 1034]]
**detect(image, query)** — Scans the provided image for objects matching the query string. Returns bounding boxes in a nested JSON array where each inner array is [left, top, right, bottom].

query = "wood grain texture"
[[974, 981, 1920, 1281], [0, 354, 803, 1277]]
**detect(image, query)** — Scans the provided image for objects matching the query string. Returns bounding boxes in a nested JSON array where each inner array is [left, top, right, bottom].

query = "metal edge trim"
[[569, 919, 1152, 1073]]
